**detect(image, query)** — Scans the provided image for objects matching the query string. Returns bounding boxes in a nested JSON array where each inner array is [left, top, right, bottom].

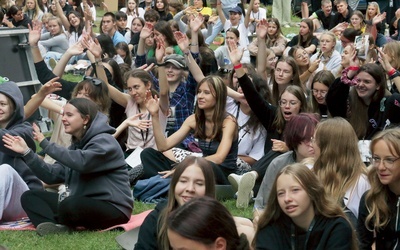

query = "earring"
[[83, 125, 87, 130]]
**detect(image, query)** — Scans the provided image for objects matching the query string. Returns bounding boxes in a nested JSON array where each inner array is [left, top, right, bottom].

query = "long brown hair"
[[194, 76, 230, 141], [348, 63, 389, 139], [313, 117, 367, 204], [157, 156, 216, 249]]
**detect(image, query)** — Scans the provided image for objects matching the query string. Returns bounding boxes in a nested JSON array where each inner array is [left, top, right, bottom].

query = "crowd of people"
[[1, 0, 400, 249]]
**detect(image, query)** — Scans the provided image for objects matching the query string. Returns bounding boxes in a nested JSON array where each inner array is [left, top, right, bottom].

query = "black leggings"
[[140, 148, 231, 185], [21, 190, 129, 229]]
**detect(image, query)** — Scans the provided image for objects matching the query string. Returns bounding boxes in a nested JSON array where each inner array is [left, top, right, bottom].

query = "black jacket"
[[358, 190, 400, 249], [256, 214, 353, 250], [134, 200, 167, 250]]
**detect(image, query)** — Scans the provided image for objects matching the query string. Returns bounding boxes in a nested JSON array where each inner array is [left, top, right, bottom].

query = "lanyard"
[[290, 218, 316, 250], [138, 104, 150, 147], [235, 103, 250, 145]]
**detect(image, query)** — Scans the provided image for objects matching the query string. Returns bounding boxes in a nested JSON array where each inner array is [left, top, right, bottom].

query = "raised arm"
[[137, 22, 154, 56], [174, 31, 204, 83], [52, 41, 85, 77], [228, 36, 276, 132], [82, 36, 131, 108], [216, 0, 226, 26], [244, 0, 255, 29], [378, 47, 400, 92], [54, 0, 70, 31], [24, 77, 62, 119], [154, 37, 169, 115], [146, 95, 192, 151], [256, 19, 268, 78]]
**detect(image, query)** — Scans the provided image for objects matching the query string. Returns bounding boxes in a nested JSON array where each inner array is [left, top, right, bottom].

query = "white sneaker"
[[228, 173, 242, 193], [236, 172, 256, 208]]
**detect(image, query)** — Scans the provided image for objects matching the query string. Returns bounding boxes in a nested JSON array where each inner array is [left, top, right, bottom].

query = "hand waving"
[[174, 31, 189, 52], [28, 20, 42, 45], [227, 40, 244, 65], [256, 19, 268, 39], [190, 13, 204, 33], [140, 22, 154, 39], [3, 134, 29, 154]]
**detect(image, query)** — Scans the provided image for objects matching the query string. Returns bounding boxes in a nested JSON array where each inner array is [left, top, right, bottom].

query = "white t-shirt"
[[226, 96, 266, 161], [223, 20, 250, 48]]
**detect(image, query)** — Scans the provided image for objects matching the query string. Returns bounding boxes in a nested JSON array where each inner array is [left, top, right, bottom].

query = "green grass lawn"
[[0, 7, 300, 249], [0, 200, 252, 249]]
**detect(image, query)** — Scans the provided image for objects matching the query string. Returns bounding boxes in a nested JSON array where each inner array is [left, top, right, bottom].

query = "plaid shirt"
[[135, 53, 200, 147]]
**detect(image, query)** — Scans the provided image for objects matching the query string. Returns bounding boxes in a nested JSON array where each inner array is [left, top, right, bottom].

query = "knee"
[[0, 164, 18, 187]]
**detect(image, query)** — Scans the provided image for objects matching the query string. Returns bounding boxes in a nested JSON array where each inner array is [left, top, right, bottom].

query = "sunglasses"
[[83, 76, 102, 86]]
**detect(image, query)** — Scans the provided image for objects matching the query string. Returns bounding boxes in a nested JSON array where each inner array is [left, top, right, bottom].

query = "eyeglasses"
[[267, 57, 278, 62], [368, 156, 400, 168], [83, 76, 102, 86], [278, 100, 299, 107], [312, 89, 328, 97]]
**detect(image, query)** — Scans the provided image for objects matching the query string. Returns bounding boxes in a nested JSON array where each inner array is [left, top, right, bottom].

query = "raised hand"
[[145, 92, 160, 116], [67, 41, 85, 56], [38, 77, 62, 97], [82, 34, 103, 58], [28, 20, 42, 45], [174, 31, 189, 52], [32, 123, 45, 143], [138, 63, 155, 72], [83, 3, 93, 21], [271, 139, 288, 153], [159, 169, 175, 178], [377, 47, 394, 72], [155, 37, 166, 63], [190, 13, 204, 33], [140, 22, 154, 39], [372, 12, 386, 25], [256, 19, 268, 39], [227, 40, 244, 65], [2, 134, 29, 154], [349, 45, 360, 68]]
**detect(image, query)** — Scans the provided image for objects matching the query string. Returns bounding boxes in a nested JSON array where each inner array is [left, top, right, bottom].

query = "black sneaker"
[[128, 164, 144, 187], [36, 222, 71, 236]]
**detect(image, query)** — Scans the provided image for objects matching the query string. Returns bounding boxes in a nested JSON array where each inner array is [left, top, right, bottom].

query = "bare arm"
[[256, 20, 268, 78], [147, 97, 193, 151], [54, 0, 71, 31], [24, 78, 62, 119], [52, 41, 84, 77], [154, 37, 169, 115], [82, 36, 131, 108], [174, 31, 204, 83], [216, 0, 226, 26], [204, 117, 237, 165], [137, 22, 153, 56], [244, 0, 255, 29]]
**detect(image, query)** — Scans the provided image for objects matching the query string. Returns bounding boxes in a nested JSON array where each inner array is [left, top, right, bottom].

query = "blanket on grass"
[[0, 210, 153, 232]]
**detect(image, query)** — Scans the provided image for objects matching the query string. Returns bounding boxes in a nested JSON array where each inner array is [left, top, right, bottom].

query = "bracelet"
[[348, 66, 360, 71], [233, 63, 242, 69], [307, 69, 313, 74], [389, 70, 400, 80], [94, 58, 102, 65], [156, 62, 165, 67], [388, 68, 397, 76], [189, 43, 198, 46], [22, 148, 31, 157]]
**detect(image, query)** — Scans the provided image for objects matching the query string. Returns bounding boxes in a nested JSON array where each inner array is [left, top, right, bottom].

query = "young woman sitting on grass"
[[254, 164, 357, 249], [3, 98, 133, 236]]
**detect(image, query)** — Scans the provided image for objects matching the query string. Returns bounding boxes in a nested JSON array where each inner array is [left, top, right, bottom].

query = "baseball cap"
[[164, 54, 187, 69], [229, 6, 242, 14]]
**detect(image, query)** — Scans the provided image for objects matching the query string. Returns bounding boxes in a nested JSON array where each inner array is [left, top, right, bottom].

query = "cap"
[[229, 6, 242, 14], [164, 54, 186, 69]]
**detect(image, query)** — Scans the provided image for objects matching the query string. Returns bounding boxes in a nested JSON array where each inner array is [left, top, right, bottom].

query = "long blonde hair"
[[313, 117, 367, 204], [364, 129, 400, 230]]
